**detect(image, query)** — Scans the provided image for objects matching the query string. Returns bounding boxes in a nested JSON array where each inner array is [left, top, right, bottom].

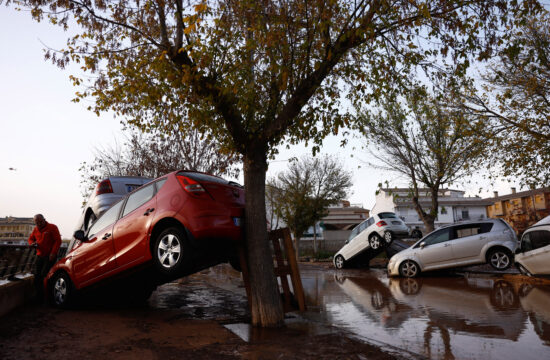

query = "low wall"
[[0, 277, 34, 318], [299, 230, 351, 253]]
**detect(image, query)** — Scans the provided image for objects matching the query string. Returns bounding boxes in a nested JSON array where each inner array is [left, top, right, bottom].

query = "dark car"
[[46, 170, 244, 307]]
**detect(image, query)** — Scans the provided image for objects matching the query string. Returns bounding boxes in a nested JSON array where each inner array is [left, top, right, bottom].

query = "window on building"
[[441, 207, 447, 215], [461, 210, 469, 220]]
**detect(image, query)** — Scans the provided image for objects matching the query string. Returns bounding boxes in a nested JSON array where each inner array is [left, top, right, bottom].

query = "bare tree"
[[80, 126, 240, 202], [456, 10, 550, 187], [360, 88, 487, 232]]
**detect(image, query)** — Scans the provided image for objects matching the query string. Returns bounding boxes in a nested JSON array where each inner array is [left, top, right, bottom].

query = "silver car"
[[334, 212, 409, 269], [514, 216, 550, 276], [76, 176, 152, 231], [388, 219, 518, 277]]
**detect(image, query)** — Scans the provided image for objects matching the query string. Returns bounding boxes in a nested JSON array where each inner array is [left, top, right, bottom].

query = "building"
[[300, 201, 370, 253], [486, 187, 550, 234], [0, 217, 34, 245], [371, 188, 491, 233]]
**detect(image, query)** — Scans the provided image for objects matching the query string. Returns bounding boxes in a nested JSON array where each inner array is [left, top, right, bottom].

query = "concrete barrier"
[[0, 276, 34, 318]]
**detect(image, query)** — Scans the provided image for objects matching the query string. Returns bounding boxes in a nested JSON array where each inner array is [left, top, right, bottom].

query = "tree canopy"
[[79, 126, 240, 201], [360, 87, 487, 232], [8, 0, 542, 327], [267, 155, 352, 256], [457, 9, 550, 188]]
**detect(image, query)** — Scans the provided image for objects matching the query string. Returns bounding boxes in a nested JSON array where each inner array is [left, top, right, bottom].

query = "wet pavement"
[[148, 263, 550, 359], [2, 263, 550, 359], [298, 264, 550, 360]]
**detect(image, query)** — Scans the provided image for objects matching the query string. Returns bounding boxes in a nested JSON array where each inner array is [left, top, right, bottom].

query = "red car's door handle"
[[144, 208, 155, 216], [102, 233, 112, 240]]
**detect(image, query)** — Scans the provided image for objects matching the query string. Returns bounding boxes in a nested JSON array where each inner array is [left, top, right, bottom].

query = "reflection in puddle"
[[300, 268, 550, 360]]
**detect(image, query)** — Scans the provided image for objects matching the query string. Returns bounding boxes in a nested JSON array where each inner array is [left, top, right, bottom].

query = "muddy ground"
[[0, 266, 404, 360]]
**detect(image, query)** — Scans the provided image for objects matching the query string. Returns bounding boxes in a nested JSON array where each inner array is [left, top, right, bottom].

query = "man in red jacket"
[[28, 214, 62, 300]]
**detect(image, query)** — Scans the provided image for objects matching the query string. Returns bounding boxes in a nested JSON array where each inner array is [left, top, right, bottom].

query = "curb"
[[0, 277, 35, 318]]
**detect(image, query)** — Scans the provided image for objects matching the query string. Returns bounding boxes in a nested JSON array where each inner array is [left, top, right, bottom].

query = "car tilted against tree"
[[333, 212, 410, 269], [46, 170, 245, 307], [387, 219, 518, 278]]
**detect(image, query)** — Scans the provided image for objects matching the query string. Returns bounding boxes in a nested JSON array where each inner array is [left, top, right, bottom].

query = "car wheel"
[[490, 281, 518, 309], [369, 235, 382, 250], [229, 256, 242, 272], [399, 260, 419, 278], [383, 231, 393, 244], [334, 255, 346, 269], [488, 249, 512, 270], [517, 263, 533, 277], [50, 272, 74, 308], [153, 227, 189, 276], [399, 278, 421, 295]]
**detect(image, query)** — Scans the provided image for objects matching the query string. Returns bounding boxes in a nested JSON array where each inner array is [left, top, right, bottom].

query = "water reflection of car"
[[389, 277, 526, 341], [518, 284, 550, 345], [514, 216, 550, 276], [334, 273, 412, 329], [387, 219, 518, 277], [46, 171, 244, 307], [333, 212, 409, 269]]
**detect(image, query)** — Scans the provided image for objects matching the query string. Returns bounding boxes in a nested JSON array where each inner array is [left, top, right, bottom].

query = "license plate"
[[391, 221, 401, 225]]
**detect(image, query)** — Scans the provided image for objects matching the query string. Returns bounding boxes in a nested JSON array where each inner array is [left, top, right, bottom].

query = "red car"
[[46, 170, 245, 307]]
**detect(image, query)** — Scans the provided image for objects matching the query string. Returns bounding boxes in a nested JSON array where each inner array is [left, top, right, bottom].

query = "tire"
[[229, 256, 242, 272], [490, 281, 518, 309], [334, 255, 346, 269], [50, 272, 74, 308], [153, 227, 189, 276], [369, 235, 382, 250], [488, 248, 512, 270], [517, 263, 533, 277], [399, 278, 421, 295], [399, 260, 420, 278], [383, 231, 393, 245]]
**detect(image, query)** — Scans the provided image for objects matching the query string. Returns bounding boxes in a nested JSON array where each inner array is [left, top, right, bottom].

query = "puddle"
[[148, 264, 550, 360], [300, 267, 550, 360]]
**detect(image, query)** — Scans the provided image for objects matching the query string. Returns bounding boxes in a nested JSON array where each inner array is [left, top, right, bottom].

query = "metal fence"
[[0, 244, 68, 281]]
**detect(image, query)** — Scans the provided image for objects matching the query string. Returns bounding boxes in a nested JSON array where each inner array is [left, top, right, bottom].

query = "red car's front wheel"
[[153, 227, 189, 276]]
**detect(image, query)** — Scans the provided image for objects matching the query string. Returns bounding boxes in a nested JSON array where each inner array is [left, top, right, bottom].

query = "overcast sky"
[[0, 7, 519, 238]]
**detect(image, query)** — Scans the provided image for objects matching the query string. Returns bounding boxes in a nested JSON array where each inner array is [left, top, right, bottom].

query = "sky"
[[0, 6, 520, 239]]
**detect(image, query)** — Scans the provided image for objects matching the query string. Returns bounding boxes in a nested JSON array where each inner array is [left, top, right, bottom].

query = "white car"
[[514, 216, 550, 276], [387, 219, 518, 277], [76, 176, 152, 231], [333, 212, 409, 269]]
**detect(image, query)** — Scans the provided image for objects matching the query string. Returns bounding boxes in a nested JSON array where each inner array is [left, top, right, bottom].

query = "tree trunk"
[[313, 223, 317, 255], [243, 151, 284, 327], [293, 230, 301, 261]]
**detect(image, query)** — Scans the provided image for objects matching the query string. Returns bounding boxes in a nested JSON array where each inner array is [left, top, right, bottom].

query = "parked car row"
[[334, 212, 550, 278], [47, 170, 245, 307]]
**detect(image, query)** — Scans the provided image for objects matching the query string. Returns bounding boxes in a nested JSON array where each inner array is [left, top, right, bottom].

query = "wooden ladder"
[[239, 228, 306, 313]]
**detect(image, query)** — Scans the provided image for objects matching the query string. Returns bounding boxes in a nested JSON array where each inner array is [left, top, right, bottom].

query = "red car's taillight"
[[376, 221, 387, 227], [177, 175, 206, 194], [96, 179, 113, 195]]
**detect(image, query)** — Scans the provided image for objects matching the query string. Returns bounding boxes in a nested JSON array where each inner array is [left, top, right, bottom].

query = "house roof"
[[484, 187, 550, 202]]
